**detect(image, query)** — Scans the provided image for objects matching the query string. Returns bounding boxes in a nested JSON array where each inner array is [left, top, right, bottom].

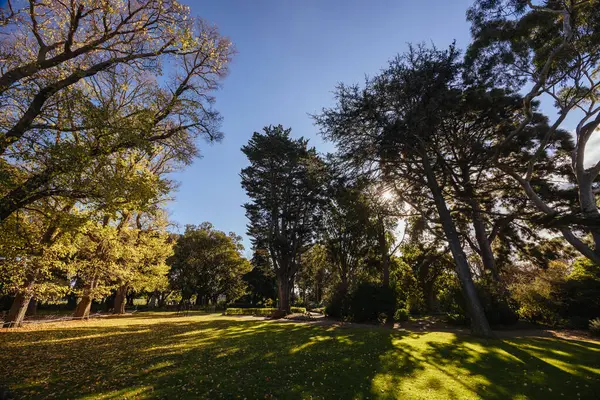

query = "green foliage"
[[391, 257, 425, 315], [438, 275, 518, 327], [168, 223, 251, 304], [241, 125, 327, 311], [394, 308, 409, 322], [297, 244, 331, 307], [224, 307, 306, 316], [349, 283, 395, 324], [475, 281, 519, 326], [0, 3, 234, 221], [510, 259, 600, 327], [240, 255, 277, 306], [590, 318, 600, 337], [324, 284, 350, 319]]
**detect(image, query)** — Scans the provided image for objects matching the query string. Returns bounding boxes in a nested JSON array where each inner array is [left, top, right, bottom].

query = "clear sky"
[[167, 0, 475, 250]]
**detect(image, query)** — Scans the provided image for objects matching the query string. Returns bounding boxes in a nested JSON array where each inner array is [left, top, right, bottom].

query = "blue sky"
[[168, 1, 600, 253], [167, 0, 475, 250]]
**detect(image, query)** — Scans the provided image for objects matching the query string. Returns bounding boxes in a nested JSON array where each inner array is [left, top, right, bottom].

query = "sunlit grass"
[[0, 312, 599, 399]]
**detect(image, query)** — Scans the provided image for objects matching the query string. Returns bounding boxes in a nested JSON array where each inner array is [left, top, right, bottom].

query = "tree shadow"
[[418, 335, 600, 399], [0, 316, 599, 399], [0, 318, 410, 399]]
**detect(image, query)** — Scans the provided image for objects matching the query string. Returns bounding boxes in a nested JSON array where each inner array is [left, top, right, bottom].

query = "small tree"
[[168, 223, 251, 306]]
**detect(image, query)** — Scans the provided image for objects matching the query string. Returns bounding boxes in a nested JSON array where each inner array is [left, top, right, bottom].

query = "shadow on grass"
[[0, 315, 599, 399]]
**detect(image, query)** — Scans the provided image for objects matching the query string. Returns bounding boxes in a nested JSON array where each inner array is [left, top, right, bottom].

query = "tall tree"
[[241, 125, 326, 314], [321, 177, 377, 293], [0, 1, 233, 222], [315, 45, 495, 336], [467, 0, 600, 264]]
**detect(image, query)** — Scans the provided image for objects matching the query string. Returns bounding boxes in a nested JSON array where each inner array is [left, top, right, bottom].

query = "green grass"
[[1, 312, 599, 399]]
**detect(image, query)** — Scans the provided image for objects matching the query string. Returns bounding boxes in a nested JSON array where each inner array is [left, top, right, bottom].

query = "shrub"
[[225, 308, 276, 316], [325, 284, 350, 319], [476, 280, 519, 326], [439, 277, 518, 327], [510, 260, 600, 327], [394, 308, 409, 322], [349, 283, 395, 324], [590, 318, 600, 337], [224, 307, 305, 316]]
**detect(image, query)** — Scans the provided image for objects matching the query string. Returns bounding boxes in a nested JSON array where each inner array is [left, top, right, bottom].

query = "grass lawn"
[[1, 312, 599, 399]]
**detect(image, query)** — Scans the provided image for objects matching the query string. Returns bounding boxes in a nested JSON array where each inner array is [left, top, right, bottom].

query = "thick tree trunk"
[[73, 283, 94, 319], [424, 159, 493, 337], [3, 289, 33, 328], [113, 285, 127, 314], [277, 276, 291, 314], [422, 279, 436, 313]]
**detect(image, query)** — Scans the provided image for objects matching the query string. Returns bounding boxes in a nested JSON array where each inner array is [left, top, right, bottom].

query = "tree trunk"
[[158, 293, 167, 308], [469, 197, 500, 281], [277, 276, 291, 314], [113, 285, 127, 314], [421, 278, 436, 313], [424, 158, 493, 337], [3, 289, 33, 328], [73, 283, 94, 319]]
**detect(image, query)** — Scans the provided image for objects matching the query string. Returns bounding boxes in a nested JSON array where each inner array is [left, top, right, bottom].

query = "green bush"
[[394, 308, 409, 322], [349, 283, 395, 324], [224, 307, 305, 316], [439, 277, 518, 327], [590, 318, 600, 337], [511, 260, 600, 327], [225, 308, 276, 316], [325, 284, 350, 319]]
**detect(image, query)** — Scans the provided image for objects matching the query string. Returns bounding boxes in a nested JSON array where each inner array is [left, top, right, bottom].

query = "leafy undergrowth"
[[0, 312, 599, 399]]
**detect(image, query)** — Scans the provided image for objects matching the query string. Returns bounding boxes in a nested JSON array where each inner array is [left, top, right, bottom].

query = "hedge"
[[224, 307, 306, 316]]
